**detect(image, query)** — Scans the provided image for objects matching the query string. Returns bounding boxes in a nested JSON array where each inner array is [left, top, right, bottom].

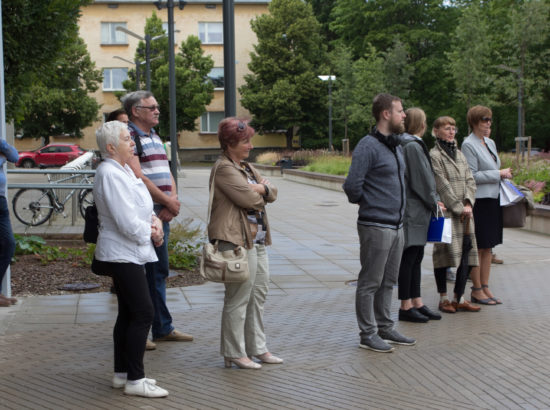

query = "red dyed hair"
[[218, 117, 255, 151]]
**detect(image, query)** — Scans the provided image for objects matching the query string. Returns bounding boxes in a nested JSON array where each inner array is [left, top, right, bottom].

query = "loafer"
[[378, 329, 416, 346], [438, 300, 456, 313], [398, 307, 429, 323], [359, 334, 394, 353], [416, 305, 442, 320], [452, 300, 481, 312], [124, 379, 168, 398], [255, 352, 283, 364], [146, 339, 157, 350], [153, 329, 193, 342]]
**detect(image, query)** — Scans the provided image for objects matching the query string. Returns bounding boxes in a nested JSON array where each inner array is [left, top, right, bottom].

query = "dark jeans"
[[398, 245, 424, 300], [145, 220, 174, 338], [434, 265, 472, 301], [0, 196, 16, 293], [109, 261, 154, 381]]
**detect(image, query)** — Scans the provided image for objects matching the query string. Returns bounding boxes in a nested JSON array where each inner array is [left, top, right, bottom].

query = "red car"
[[16, 143, 86, 168]]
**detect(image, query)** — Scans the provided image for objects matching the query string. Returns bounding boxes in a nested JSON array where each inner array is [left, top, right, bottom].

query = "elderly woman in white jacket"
[[93, 121, 168, 398]]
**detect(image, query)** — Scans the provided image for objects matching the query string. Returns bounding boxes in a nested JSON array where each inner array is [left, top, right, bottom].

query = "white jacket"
[[93, 158, 158, 264]]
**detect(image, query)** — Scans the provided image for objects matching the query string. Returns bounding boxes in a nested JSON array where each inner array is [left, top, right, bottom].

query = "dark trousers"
[[0, 197, 16, 292], [434, 265, 471, 301], [109, 262, 154, 381], [397, 245, 423, 300]]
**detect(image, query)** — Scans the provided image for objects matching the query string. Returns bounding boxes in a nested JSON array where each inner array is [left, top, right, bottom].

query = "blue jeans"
[[145, 221, 174, 338], [0, 196, 16, 293]]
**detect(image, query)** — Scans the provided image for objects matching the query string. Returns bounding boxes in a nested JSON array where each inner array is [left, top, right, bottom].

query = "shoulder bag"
[[83, 203, 99, 244], [199, 162, 250, 283]]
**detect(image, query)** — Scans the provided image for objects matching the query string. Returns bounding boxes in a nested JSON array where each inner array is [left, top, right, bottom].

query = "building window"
[[198, 22, 223, 44], [208, 67, 224, 89], [101, 22, 127, 45], [162, 22, 169, 33], [201, 111, 224, 133], [103, 68, 128, 91]]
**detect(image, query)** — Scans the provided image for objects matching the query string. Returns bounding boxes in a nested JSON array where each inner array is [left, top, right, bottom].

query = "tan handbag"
[[199, 162, 250, 283]]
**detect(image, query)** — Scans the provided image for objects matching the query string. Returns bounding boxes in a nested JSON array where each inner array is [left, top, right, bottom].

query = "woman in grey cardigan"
[[461, 105, 512, 305], [397, 108, 442, 322]]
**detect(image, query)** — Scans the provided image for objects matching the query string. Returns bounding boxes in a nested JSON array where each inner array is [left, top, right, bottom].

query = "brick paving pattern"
[[2, 168, 550, 409]]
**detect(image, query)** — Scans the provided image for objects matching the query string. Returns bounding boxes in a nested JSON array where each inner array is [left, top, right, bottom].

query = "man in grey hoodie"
[[343, 93, 415, 353]]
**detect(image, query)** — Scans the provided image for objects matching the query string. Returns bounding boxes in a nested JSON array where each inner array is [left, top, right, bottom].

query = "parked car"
[[16, 143, 86, 168]]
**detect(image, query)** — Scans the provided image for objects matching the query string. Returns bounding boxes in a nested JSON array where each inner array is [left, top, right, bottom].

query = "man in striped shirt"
[[123, 91, 193, 347]]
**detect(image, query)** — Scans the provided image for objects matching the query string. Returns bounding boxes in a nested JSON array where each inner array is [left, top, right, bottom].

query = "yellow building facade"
[[16, 0, 287, 160]]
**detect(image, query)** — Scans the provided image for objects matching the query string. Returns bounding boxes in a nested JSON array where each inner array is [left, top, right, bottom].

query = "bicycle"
[[12, 173, 94, 226]]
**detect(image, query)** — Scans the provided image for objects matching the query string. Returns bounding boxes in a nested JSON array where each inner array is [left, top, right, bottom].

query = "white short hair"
[[96, 121, 128, 158]]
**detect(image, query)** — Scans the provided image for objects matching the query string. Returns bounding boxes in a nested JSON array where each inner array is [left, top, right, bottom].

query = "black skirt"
[[473, 197, 503, 249]]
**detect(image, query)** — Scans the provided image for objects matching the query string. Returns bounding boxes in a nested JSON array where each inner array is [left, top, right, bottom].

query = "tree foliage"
[[2, 0, 96, 134], [121, 12, 214, 138], [239, 0, 327, 148]]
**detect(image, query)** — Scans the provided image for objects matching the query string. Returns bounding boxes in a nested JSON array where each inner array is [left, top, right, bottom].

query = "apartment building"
[[17, 0, 288, 160]]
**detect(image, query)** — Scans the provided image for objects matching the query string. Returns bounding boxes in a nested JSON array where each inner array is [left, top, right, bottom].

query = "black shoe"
[[416, 305, 442, 320], [398, 307, 429, 323]]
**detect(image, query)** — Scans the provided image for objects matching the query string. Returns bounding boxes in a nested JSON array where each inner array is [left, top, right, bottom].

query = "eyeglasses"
[[442, 126, 458, 133], [137, 105, 160, 111], [481, 117, 492, 123], [237, 121, 247, 132]]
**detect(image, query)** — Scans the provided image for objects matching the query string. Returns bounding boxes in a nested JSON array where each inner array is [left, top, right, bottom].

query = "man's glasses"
[[137, 105, 161, 111], [237, 121, 247, 132], [481, 117, 492, 123]]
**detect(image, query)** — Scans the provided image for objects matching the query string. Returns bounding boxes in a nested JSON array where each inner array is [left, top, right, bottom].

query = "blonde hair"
[[404, 108, 426, 136]]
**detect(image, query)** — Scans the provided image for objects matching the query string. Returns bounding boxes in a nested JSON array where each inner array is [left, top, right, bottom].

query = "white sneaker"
[[124, 379, 168, 398], [112, 374, 156, 389]]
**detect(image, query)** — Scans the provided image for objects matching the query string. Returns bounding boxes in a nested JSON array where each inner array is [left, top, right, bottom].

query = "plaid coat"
[[430, 143, 479, 268]]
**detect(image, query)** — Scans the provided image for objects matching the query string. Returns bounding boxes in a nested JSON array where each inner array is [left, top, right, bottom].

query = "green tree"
[[240, 0, 327, 148], [121, 12, 214, 138], [15, 35, 102, 144], [2, 0, 92, 122], [382, 38, 414, 99]]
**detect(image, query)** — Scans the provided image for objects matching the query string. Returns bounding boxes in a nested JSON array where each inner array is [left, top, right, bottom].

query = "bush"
[[167, 218, 205, 270], [302, 155, 351, 176], [500, 153, 550, 203]]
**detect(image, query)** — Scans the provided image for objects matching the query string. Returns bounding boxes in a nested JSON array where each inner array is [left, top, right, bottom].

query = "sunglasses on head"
[[237, 121, 247, 132], [481, 117, 492, 123]]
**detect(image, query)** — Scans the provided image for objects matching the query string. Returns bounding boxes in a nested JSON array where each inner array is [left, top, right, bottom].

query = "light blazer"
[[208, 154, 277, 249], [461, 133, 501, 199]]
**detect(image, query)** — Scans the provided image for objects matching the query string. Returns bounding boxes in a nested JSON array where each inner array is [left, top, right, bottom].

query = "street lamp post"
[[114, 56, 141, 90], [496, 64, 524, 157], [116, 26, 172, 91], [318, 75, 336, 151]]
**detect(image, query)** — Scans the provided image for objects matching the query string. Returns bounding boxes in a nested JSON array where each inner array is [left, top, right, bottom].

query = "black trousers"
[[434, 265, 472, 301], [398, 245, 424, 300], [100, 261, 154, 381]]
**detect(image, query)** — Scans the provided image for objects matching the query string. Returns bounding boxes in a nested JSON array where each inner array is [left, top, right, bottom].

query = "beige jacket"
[[207, 154, 277, 249]]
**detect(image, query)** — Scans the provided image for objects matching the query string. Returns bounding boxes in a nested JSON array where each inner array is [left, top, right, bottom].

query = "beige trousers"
[[220, 244, 269, 358]]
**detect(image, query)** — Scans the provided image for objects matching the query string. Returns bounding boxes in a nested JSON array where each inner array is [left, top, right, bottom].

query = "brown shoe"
[[438, 300, 456, 313], [452, 300, 481, 312], [153, 329, 194, 342], [145, 339, 157, 350], [491, 254, 503, 264]]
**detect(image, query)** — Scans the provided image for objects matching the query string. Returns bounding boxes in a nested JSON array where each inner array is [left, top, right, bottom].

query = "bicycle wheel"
[[12, 189, 54, 226], [79, 189, 94, 219]]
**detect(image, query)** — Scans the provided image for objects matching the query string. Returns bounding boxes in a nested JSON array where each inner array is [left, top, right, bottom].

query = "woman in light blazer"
[[461, 105, 512, 305], [208, 117, 281, 369]]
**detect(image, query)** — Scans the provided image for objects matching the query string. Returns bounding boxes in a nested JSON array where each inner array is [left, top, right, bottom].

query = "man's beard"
[[390, 120, 405, 135]]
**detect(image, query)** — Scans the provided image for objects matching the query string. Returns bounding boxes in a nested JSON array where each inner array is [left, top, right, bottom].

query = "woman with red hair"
[[208, 117, 282, 369]]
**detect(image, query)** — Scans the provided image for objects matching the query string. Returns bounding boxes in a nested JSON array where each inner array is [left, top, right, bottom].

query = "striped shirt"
[[128, 121, 172, 205]]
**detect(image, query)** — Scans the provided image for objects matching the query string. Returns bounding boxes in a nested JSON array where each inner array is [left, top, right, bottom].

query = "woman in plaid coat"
[[429, 116, 480, 314]]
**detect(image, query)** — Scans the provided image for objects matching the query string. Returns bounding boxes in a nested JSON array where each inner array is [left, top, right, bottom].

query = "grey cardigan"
[[461, 133, 501, 199]]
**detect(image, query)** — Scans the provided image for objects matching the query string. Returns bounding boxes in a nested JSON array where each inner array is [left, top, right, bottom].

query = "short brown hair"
[[218, 117, 255, 151], [432, 116, 456, 137], [467, 105, 492, 129], [404, 108, 426, 136], [372, 93, 402, 122]]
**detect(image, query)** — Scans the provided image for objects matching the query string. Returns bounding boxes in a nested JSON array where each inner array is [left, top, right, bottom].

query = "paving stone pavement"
[[2, 167, 550, 409]]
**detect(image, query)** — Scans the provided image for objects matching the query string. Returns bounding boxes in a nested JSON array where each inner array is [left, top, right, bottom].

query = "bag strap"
[[206, 161, 221, 226]]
